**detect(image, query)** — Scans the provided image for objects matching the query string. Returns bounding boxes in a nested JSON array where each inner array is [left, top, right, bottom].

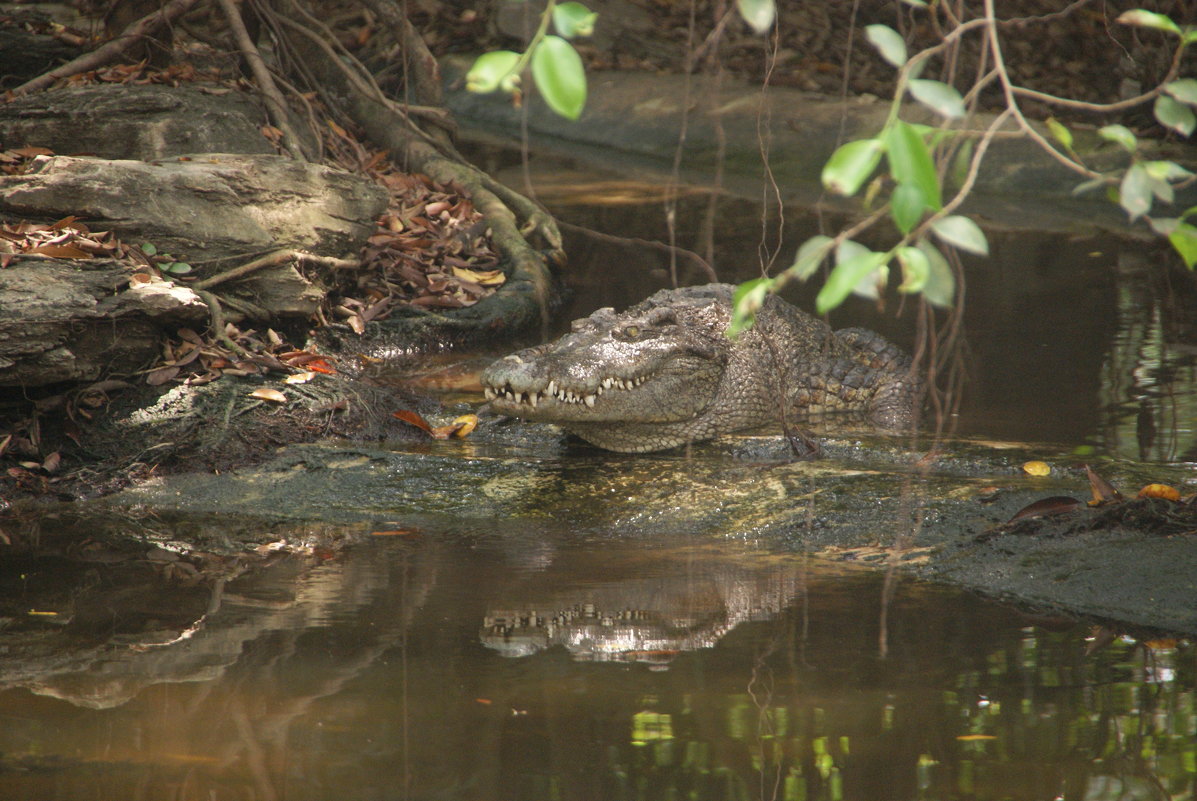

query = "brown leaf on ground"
[[1085, 465, 1123, 505]]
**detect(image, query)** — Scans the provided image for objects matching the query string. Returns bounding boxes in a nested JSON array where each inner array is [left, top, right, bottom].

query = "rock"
[[0, 258, 207, 386], [0, 85, 277, 161], [0, 152, 388, 322]]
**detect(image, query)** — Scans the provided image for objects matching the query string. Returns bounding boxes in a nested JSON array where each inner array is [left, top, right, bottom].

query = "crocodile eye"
[[621, 325, 641, 339]]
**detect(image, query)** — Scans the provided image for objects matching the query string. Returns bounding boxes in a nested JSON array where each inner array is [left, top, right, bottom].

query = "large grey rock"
[[0, 258, 207, 386], [0, 85, 277, 160]]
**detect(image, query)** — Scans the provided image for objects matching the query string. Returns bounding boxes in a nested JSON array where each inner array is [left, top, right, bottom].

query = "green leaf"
[[1148, 216, 1178, 235], [885, 120, 942, 210], [816, 244, 888, 313], [737, 0, 775, 34], [1168, 222, 1197, 268], [1071, 177, 1108, 196], [950, 138, 975, 188], [553, 2, 598, 38], [727, 277, 772, 337], [899, 0, 928, 6], [786, 235, 834, 280], [821, 138, 884, 197], [164, 262, 192, 275], [141, 242, 158, 256], [1099, 124, 1138, 152], [908, 79, 966, 119], [1046, 117, 1074, 151], [895, 245, 929, 293], [919, 241, 955, 307], [1119, 163, 1153, 219], [915, 239, 954, 306], [1154, 95, 1196, 137], [1184, 28, 1197, 45], [930, 215, 989, 255], [531, 36, 587, 119], [865, 24, 907, 68], [1165, 78, 1197, 105], [1143, 160, 1194, 181], [890, 183, 927, 234], [466, 50, 521, 94], [1116, 9, 1182, 35]]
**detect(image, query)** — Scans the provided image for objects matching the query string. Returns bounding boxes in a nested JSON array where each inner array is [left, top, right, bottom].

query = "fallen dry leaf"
[[250, 388, 287, 403]]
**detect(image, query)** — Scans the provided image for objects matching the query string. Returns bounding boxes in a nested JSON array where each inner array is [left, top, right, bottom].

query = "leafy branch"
[[731, 3, 1197, 333]]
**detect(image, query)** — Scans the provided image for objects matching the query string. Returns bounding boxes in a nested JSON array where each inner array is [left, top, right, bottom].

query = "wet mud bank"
[[76, 424, 1197, 636]]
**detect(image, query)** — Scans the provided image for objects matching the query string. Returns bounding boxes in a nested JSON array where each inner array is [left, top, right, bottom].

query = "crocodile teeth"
[[547, 380, 558, 397], [602, 377, 613, 390], [584, 394, 596, 408], [528, 392, 538, 408], [484, 387, 495, 400]]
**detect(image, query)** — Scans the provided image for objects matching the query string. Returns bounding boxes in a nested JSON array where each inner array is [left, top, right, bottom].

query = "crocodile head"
[[481, 291, 735, 452]]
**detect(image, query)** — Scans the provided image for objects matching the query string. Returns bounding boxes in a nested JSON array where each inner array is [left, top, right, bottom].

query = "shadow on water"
[[0, 521, 1193, 801]]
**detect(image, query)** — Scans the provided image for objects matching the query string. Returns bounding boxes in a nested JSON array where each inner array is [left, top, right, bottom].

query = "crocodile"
[[481, 283, 920, 452]]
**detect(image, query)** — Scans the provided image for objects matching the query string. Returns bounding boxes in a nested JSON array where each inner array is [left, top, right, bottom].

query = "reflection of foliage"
[[591, 630, 1196, 801]]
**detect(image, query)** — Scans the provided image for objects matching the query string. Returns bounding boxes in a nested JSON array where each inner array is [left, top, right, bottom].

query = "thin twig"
[[556, 220, 717, 282]]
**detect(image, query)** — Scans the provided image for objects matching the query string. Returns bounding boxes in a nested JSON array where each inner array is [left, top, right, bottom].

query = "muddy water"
[[0, 528, 1194, 801]]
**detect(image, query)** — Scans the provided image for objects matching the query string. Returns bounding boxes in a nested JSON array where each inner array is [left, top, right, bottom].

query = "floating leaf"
[[1154, 95, 1196, 137], [532, 36, 587, 119], [908, 79, 966, 119], [393, 408, 435, 435], [1116, 9, 1182, 35], [283, 371, 317, 384], [821, 138, 884, 197], [250, 388, 287, 403], [552, 1, 598, 38], [1008, 496, 1082, 522], [1138, 483, 1180, 501], [930, 215, 989, 255], [141, 242, 159, 256], [736, 0, 776, 34], [465, 50, 521, 94], [865, 24, 907, 68], [1022, 460, 1051, 476]]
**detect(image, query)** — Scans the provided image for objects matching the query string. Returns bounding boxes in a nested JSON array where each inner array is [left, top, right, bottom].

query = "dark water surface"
[[1, 529, 1194, 801]]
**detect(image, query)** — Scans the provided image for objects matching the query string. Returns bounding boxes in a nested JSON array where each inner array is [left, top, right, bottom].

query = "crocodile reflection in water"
[[480, 559, 807, 663]]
